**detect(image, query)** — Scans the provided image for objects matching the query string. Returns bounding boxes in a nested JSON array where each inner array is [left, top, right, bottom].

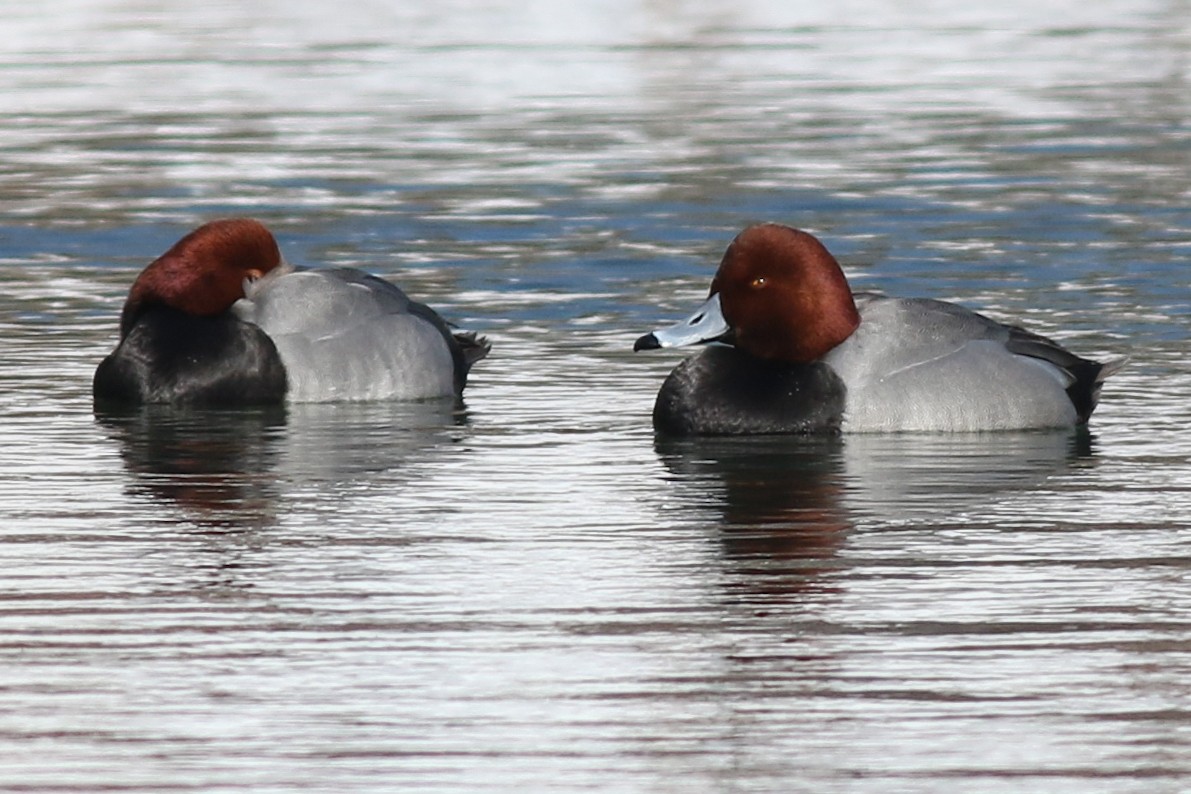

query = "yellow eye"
[[750, 276, 767, 289]]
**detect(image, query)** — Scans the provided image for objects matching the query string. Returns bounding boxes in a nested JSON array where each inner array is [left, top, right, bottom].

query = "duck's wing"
[[825, 295, 1122, 429], [237, 267, 487, 400], [1004, 324, 1126, 422], [323, 267, 489, 365]]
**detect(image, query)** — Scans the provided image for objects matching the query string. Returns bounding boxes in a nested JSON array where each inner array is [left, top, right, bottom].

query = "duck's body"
[[233, 267, 481, 402], [94, 219, 488, 407], [822, 293, 1115, 432], [636, 224, 1121, 435]]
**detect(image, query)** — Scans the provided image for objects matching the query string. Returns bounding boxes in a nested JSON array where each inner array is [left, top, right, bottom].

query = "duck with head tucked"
[[94, 218, 489, 406], [635, 223, 1122, 435]]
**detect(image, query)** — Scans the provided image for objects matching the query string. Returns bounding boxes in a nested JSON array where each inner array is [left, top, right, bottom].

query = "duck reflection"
[[838, 429, 1096, 523], [95, 399, 469, 530], [654, 429, 1097, 600], [655, 435, 851, 598], [96, 405, 287, 529]]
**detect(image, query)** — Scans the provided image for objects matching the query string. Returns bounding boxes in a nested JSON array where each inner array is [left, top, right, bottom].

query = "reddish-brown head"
[[709, 224, 860, 362], [119, 218, 283, 338]]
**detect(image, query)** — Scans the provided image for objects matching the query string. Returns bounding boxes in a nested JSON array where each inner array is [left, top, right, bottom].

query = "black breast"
[[652, 346, 846, 436], [93, 306, 288, 407]]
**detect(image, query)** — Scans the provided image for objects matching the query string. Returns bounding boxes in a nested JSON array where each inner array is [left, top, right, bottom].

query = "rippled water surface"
[[2, 1, 1190, 791]]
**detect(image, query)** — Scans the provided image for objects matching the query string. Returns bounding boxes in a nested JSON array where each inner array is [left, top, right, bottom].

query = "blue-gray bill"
[[634, 293, 729, 352]]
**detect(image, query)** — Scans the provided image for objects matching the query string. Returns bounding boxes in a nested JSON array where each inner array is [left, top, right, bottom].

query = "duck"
[[93, 218, 489, 406], [634, 223, 1122, 435]]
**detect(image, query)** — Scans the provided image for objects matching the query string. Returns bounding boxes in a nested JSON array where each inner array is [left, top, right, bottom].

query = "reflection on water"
[[95, 400, 471, 529], [657, 436, 850, 596], [838, 429, 1096, 519], [654, 430, 1094, 601], [96, 406, 287, 528], [0, 0, 1189, 791]]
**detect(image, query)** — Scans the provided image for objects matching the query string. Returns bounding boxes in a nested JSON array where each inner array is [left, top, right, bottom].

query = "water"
[[1, 0, 1190, 791]]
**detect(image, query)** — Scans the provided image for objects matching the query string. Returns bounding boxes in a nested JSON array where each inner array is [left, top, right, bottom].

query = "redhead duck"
[[635, 223, 1122, 434], [94, 219, 489, 406]]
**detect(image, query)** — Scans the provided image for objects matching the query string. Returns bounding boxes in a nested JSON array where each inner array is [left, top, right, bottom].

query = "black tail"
[[453, 331, 491, 370], [1006, 325, 1125, 424]]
